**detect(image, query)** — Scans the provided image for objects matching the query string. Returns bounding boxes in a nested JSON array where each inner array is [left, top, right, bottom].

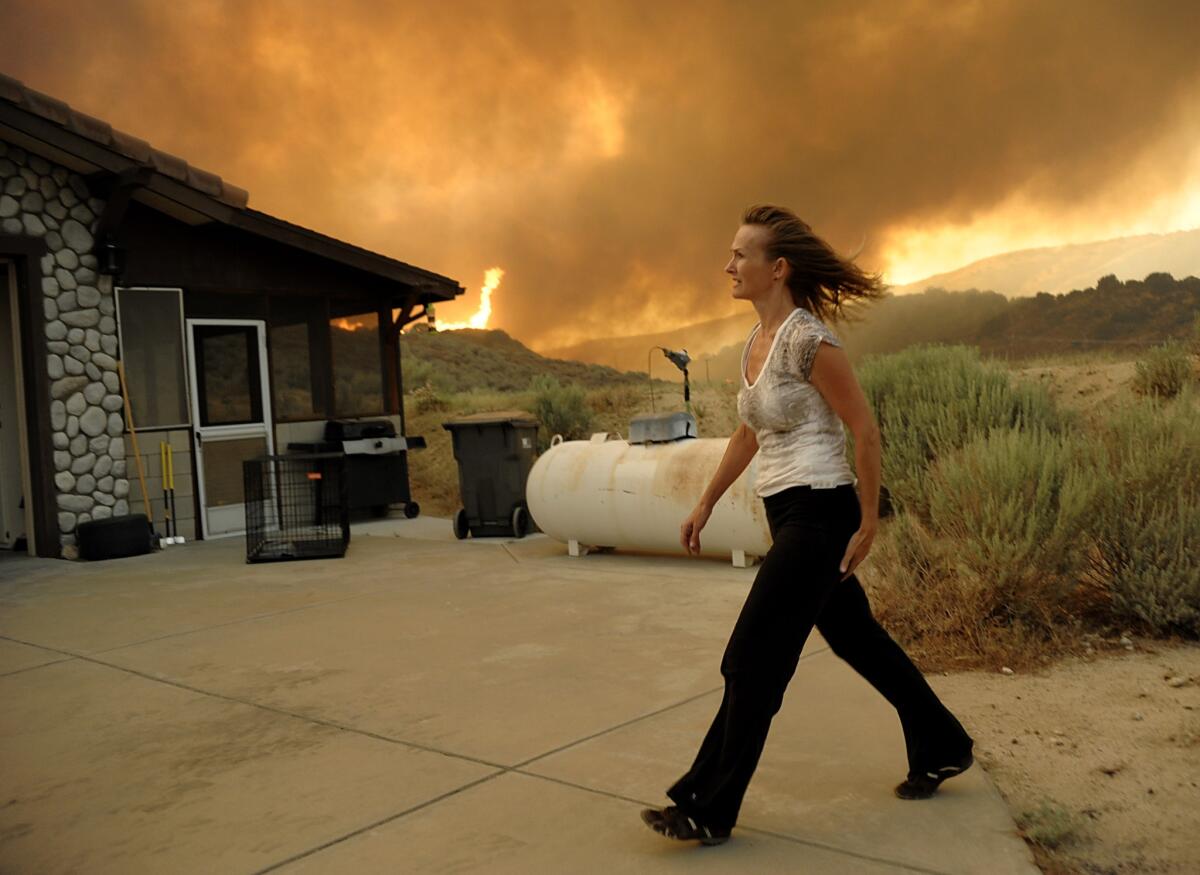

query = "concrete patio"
[[0, 518, 1038, 874]]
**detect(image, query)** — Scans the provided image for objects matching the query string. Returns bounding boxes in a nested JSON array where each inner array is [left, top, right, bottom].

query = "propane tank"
[[525, 430, 770, 567]]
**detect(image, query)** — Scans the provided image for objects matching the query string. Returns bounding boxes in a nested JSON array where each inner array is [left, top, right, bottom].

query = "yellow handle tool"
[[166, 442, 176, 539], [160, 441, 171, 538]]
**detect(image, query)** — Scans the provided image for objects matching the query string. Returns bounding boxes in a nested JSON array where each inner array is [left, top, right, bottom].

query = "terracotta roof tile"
[[0, 75, 22, 103], [108, 129, 153, 163], [220, 182, 250, 209], [0, 73, 244, 208], [185, 165, 223, 198], [67, 111, 114, 143], [23, 89, 72, 126], [148, 147, 189, 181], [0, 74, 457, 293]]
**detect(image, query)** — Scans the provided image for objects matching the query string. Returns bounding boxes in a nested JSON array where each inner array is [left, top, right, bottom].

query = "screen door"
[[186, 319, 274, 538]]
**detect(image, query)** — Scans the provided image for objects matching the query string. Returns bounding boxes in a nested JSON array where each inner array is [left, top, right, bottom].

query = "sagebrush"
[[855, 345, 1061, 518], [1084, 390, 1200, 635], [1132, 340, 1192, 398], [530, 375, 592, 448]]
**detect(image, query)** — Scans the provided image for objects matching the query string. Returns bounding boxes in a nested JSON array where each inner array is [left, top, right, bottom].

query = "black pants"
[[666, 483, 973, 832]]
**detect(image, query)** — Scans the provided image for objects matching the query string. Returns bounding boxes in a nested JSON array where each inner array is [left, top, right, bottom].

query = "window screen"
[[270, 296, 327, 420], [192, 324, 262, 426], [330, 311, 384, 416], [116, 288, 189, 428]]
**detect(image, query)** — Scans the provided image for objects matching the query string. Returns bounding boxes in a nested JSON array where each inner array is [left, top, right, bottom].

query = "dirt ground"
[[1011, 359, 1140, 417], [929, 639, 1200, 874], [926, 358, 1200, 873]]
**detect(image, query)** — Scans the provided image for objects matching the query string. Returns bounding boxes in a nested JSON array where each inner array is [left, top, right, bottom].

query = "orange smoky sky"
[[2, 0, 1199, 350]]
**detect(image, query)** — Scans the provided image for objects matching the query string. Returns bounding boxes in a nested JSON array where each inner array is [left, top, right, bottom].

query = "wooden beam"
[[93, 166, 154, 244]]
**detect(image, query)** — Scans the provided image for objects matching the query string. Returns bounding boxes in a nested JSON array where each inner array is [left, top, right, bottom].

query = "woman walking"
[[641, 205, 975, 846]]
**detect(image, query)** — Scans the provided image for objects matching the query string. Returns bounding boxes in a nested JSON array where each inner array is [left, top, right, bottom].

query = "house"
[[0, 75, 464, 558]]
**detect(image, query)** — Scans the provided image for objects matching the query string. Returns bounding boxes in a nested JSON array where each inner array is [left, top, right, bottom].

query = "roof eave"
[[230, 209, 464, 302], [1, 94, 464, 303]]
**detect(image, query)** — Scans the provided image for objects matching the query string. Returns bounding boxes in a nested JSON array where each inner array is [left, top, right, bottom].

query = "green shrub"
[[586, 385, 642, 417], [410, 382, 447, 414], [856, 345, 1061, 517], [530, 375, 592, 448], [1018, 800, 1085, 850], [1085, 392, 1200, 634], [1132, 340, 1191, 399], [925, 428, 1096, 626], [445, 388, 534, 415], [871, 428, 1093, 636], [866, 511, 954, 603], [402, 354, 436, 391], [860, 511, 1011, 666], [1191, 311, 1200, 359], [402, 349, 459, 395]]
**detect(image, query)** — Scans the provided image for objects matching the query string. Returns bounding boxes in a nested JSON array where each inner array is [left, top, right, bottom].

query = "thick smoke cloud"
[[2, 0, 1198, 348]]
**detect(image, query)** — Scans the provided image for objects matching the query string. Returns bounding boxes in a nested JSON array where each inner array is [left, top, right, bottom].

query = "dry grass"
[[1005, 347, 1133, 370], [855, 541, 1091, 674], [929, 640, 1200, 874]]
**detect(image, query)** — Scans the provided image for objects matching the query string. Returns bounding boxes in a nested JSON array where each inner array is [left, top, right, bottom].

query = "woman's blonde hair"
[[742, 204, 888, 322]]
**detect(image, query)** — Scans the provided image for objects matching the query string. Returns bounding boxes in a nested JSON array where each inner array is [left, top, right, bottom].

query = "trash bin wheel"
[[404, 501, 421, 519], [453, 508, 469, 540], [511, 505, 529, 539]]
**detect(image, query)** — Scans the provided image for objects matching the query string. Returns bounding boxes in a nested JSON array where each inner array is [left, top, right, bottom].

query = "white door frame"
[[1, 259, 36, 554], [185, 318, 274, 539]]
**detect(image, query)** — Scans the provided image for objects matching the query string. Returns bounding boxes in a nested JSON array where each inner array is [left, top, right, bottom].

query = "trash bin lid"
[[442, 410, 539, 430]]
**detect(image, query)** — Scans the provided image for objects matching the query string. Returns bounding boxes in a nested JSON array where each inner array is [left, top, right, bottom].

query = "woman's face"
[[725, 224, 781, 302]]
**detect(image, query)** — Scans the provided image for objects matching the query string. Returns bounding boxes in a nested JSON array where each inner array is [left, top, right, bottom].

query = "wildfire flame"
[[332, 267, 504, 333], [437, 267, 503, 331]]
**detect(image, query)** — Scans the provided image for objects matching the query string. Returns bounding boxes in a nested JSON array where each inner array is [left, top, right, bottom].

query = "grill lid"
[[324, 419, 397, 441]]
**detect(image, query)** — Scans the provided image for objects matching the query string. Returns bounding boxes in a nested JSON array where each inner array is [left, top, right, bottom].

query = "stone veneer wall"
[[0, 139, 131, 557]]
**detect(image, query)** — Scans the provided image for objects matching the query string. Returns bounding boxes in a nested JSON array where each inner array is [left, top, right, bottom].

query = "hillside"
[[555, 274, 1200, 383], [402, 273, 1198, 394], [542, 312, 757, 377], [890, 227, 1200, 299], [536, 227, 1200, 373], [972, 272, 1200, 357], [400, 327, 651, 394], [691, 287, 1013, 383]]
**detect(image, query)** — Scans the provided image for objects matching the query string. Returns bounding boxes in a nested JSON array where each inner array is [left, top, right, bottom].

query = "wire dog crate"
[[243, 453, 350, 563]]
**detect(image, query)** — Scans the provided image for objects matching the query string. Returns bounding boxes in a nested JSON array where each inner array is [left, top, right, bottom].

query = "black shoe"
[[640, 805, 731, 845], [895, 750, 975, 800]]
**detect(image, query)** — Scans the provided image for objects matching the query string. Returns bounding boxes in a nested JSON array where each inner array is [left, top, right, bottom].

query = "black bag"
[[77, 513, 155, 560]]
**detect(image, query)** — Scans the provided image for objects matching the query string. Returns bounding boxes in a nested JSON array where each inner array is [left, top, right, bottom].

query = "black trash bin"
[[441, 411, 539, 539]]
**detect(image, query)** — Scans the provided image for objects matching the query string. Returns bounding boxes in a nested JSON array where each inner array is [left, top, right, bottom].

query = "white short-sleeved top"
[[736, 307, 856, 497]]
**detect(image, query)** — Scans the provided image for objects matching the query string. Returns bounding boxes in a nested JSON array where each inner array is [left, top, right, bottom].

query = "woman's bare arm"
[[699, 422, 759, 510], [681, 422, 759, 554], [808, 342, 881, 577]]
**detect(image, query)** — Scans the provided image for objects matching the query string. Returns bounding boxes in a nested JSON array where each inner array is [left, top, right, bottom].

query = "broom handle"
[[167, 443, 177, 538], [160, 441, 169, 536], [117, 360, 154, 526]]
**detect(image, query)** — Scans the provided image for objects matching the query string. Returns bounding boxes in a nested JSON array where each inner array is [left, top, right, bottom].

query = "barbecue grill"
[[288, 419, 424, 518]]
